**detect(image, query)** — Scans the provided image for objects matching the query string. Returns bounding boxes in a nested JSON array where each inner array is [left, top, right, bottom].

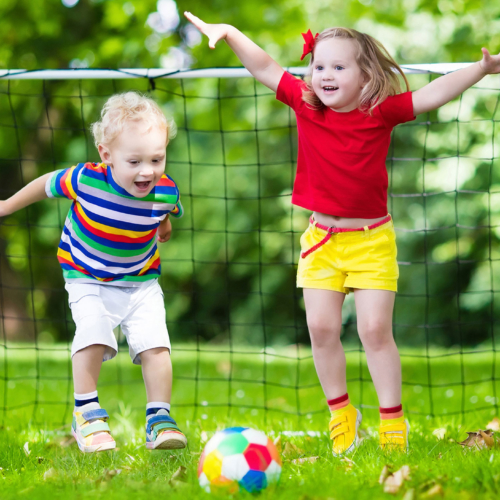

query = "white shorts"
[[66, 279, 171, 365]]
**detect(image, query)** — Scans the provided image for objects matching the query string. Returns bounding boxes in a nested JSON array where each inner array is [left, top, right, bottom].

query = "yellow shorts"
[[297, 217, 399, 294]]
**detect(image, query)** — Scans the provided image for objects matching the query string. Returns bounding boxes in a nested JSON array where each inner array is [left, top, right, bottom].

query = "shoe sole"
[[72, 428, 116, 453], [332, 409, 362, 457], [146, 432, 188, 450]]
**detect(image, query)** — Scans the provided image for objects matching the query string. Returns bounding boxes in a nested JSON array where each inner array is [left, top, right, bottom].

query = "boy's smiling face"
[[98, 120, 167, 198]]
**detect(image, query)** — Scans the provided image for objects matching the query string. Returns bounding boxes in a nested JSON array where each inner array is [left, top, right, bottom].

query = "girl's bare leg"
[[354, 289, 401, 408], [303, 288, 347, 399]]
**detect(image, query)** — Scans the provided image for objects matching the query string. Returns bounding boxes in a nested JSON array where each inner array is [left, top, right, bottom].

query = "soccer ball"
[[198, 427, 282, 493]]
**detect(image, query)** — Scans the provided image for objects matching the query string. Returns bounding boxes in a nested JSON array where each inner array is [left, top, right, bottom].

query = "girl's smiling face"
[[98, 120, 167, 197], [311, 37, 366, 113]]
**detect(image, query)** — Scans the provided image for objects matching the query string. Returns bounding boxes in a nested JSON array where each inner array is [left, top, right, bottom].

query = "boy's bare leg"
[[354, 289, 401, 408], [72, 344, 114, 447], [140, 347, 172, 403], [141, 347, 186, 449], [72, 344, 106, 393], [303, 288, 346, 399]]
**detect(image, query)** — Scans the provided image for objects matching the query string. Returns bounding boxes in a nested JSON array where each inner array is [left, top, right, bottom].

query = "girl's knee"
[[307, 318, 341, 347], [358, 321, 394, 351]]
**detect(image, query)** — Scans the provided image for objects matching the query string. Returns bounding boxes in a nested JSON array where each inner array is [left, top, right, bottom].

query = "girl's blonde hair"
[[91, 91, 177, 147], [302, 27, 409, 114]]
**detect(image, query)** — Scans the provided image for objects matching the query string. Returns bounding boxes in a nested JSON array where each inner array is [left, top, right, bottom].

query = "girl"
[[185, 12, 500, 454], [0, 92, 187, 453]]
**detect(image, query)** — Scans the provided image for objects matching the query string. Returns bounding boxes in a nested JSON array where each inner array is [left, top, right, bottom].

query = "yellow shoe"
[[328, 403, 362, 456], [379, 418, 409, 451]]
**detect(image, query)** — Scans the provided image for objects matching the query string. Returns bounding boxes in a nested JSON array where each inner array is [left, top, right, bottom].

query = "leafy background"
[[1, 0, 500, 351]]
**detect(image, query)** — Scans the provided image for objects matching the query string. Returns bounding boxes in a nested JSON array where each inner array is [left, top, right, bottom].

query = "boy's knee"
[[139, 347, 170, 360]]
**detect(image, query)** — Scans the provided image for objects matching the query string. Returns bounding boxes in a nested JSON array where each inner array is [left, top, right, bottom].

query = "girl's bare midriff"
[[313, 212, 388, 229]]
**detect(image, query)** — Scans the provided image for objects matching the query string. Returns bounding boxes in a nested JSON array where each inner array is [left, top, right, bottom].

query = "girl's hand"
[[184, 11, 284, 93], [479, 48, 500, 75], [184, 12, 230, 49], [157, 216, 172, 243]]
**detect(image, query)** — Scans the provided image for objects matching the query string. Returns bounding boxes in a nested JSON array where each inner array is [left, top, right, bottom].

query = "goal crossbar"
[[0, 63, 473, 80]]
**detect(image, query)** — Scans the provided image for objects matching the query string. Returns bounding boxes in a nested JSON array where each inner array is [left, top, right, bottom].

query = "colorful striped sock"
[[380, 404, 405, 424], [327, 393, 350, 413]]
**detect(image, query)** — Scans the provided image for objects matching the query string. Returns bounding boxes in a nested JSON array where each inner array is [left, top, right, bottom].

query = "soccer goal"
[[0, 65, 499, 427]]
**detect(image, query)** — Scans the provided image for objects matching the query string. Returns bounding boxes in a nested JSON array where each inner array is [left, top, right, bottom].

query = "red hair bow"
[[300, 29, 319, 61]]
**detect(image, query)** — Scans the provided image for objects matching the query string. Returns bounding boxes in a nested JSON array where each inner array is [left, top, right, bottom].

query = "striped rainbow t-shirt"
[[45, 162, 183, 286]]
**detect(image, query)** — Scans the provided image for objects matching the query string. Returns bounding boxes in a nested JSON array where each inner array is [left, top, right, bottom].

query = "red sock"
[[327, 393, 349, 412], [379, 404, 404, 420]]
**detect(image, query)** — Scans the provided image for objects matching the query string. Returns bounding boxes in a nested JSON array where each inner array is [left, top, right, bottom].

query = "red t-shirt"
[[276, 71, 415, 218]]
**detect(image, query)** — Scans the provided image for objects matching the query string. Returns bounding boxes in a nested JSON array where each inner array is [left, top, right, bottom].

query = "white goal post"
[[0, 63, 474, 80]]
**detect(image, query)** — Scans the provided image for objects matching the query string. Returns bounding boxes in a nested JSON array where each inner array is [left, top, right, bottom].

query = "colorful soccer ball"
[[198, 427, 282, 493]]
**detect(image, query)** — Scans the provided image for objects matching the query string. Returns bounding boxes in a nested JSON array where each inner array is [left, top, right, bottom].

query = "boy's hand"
[[184, 12, 230, 49], [0, 200, 11, 218], [479, 48, 500, 75], [157, 216, 172, 243]]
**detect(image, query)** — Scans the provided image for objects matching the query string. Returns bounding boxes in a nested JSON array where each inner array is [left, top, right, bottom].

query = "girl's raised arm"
[[412, 47, 500, 116], [184, 12, 284, 93]]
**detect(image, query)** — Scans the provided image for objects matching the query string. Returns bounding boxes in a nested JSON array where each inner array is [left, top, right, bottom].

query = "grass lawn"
[[1, 343, 500, 499]]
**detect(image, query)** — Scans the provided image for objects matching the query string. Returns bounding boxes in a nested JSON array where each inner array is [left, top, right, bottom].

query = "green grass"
[[1, 344, 500, 499]]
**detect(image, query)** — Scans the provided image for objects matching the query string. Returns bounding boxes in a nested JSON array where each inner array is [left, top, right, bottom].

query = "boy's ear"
[[98, 144, 111, 164]]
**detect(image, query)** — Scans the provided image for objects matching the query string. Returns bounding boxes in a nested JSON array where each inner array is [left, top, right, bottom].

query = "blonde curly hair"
[[302, 27, 409, 114], [91, 91, 177, 147]]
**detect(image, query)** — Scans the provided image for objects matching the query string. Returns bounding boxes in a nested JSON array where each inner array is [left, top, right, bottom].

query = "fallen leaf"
[[402, 489, 416, 500], [273, 435, 282, 454], [432, 428, 446, 440], [125, 454, 135, 462], [171, 466, 187, 482], [459, 430, 494, 449], [379, 465, 392, 484], [383, 465, 411, 494], [37, 457, 45, 464], [43, 468, 58, 480], [200, 431, 209, 443], [487, 417, 500, 432], [437, 453, 442, 460], [169, 466, 188, 488], [283, 441, 304, 457], [341, 457, 355, 471], [422, 484, 444, 497], [23, 442, 30, 456], [103, 469, 121, 481], [290, 456, 319, 464], [480, 430, 495, 448]]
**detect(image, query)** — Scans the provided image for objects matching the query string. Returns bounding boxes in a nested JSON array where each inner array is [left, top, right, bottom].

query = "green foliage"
[[1, 1, 500, 347]]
